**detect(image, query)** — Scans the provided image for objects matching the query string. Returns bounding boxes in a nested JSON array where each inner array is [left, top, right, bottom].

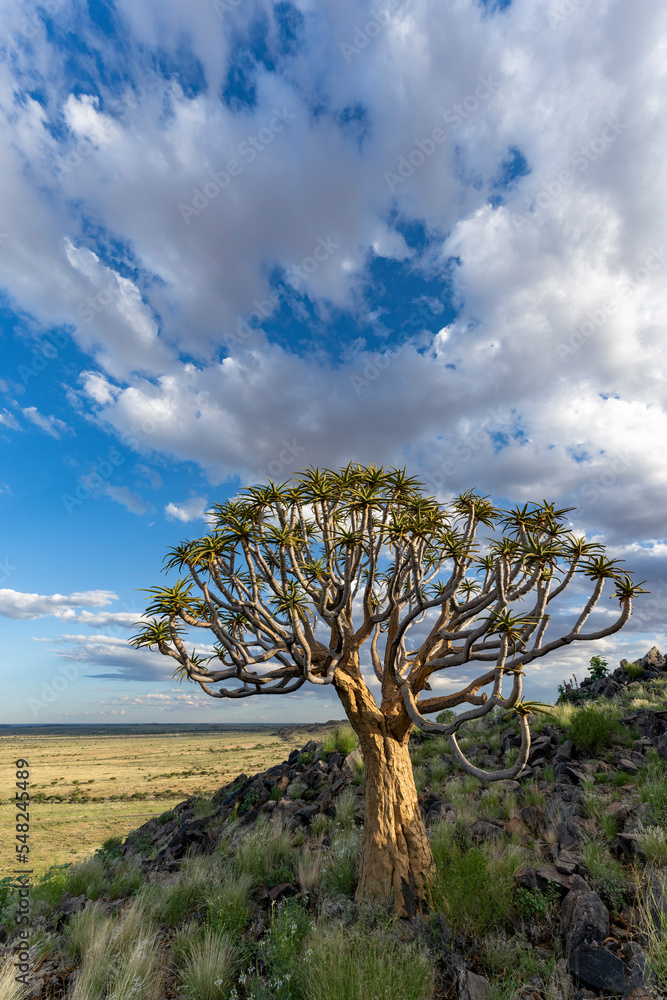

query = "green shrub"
[[66, 857, 109, 900], [108, 856, 145, 899], [207, 872, 252, 938], [436, 709, 456, 725], [635, 826, 667, 866], [588, 655, 609, 680], [582, 841, 628, 911], [515, 884, 560, 923], [25, 864, 70, 921], [430, 823, 514, 937], [270, 785, 284, 801], [322, 726, 357, 756], [639, 752, 667, 824], [193, 796, 215, 819], [567, 704, 625, 755], [305, 926, 434, 1000], [624, 661, 645, 679]]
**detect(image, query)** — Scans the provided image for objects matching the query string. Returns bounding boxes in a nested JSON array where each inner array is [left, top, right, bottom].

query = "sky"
[[0, 0, 665, 725]]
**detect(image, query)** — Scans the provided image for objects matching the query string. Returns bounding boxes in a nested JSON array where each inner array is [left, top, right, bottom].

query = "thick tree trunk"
[[354, 725, 435, 917]]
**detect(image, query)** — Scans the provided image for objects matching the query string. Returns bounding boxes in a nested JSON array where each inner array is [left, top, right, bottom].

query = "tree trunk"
[[354, 725, 435, 917]]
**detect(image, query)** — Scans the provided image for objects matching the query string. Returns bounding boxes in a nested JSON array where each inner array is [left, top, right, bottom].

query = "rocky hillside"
[[3, 648, 667, 1000]]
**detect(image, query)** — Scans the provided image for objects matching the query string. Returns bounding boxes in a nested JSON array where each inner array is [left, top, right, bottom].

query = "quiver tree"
[[130, 464, 644, 916]]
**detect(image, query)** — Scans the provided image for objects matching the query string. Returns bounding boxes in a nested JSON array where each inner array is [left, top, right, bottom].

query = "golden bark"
[[335, 666, 435, 917]]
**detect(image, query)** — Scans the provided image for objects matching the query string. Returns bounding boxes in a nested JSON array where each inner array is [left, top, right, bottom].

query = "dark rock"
[[53, 893, 89, 928], [562, 888, 610, 956], [625, 947, 653, 999], [555, 763, 588, 785], [469, 820, 502, 842], [515, 866, 539, 890], [555, 740, 574, 763], [537, 865, 573, 893], [569, 945, 627, 994], [460, 970, 490, 1000], [519, 805, 544, 831], [296, 804, 320, 824], [556, 817, 586, 850]]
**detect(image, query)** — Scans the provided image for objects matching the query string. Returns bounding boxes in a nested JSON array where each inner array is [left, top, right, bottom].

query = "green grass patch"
[[304, 926, 434, 1000], [322, 725, 357, 756], [567, 704, 628, 755]]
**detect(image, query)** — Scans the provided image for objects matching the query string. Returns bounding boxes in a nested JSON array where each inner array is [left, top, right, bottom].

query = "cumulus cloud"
[[0, 589, 117, 620], [0, 0, 666, 706], [165, 496, 209, 522]]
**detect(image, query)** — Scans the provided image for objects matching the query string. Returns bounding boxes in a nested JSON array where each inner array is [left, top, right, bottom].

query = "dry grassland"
[[1, 721, 339, 873]]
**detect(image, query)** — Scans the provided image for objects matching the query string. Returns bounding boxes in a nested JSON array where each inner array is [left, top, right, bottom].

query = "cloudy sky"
[[0, 0, 665, 725]]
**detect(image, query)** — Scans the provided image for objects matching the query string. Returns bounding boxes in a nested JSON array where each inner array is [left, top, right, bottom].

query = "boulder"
[[519, 805, 544, 831], [341, 750, 362, 778], [561, 888, 610, 956], [469, 820, 502, 842], [460, 970, 490, 1000], [568, 946, 626, 994]]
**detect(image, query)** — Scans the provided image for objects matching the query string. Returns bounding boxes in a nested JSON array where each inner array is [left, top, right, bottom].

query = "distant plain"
[[2, 722, 340, 873]]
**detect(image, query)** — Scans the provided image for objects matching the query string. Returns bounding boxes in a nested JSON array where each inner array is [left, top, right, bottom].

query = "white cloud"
[[21, 406, 69, 438], [0, 409, 20, 430], [102, 484, 152, 516], [0, 589, 117, 620], [165, 496, 209, 522]]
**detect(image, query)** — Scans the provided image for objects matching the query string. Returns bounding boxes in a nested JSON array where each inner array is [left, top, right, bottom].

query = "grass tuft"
[[305, 926, 434, 1000], [322, 725, 357, 756], [178, 928, 239, 1000]]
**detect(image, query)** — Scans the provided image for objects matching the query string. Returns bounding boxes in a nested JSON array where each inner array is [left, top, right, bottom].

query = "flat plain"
[[1, 721, 340, 874]]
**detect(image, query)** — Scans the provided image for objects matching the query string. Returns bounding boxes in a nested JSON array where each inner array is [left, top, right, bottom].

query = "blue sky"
[[1, 0, 666, 724]]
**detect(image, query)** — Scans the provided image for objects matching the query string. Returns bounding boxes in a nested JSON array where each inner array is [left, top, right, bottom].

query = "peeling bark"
[[355, 725, 435, 917]]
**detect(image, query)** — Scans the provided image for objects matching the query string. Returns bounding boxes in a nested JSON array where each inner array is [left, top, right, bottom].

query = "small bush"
[[323, 725, 357, 756], [588, 655, 609, 680], [635, 826, 667, 866], [178, 928, 239, 1000], [624, 661, 645, 680], [233, 819, 294, 887], [29, 864, 71, 920], [305, 926, 434, 1000], [310, 812, 329, 840], [412, 765, 427, 793], [567, 704, 625, 755], [207, 872, 252, 939], [436, 709, 456, 725], [582, 841, 628, 911], [109, 856, 145, 899], [193, 796, 215, 819], [321, 831, 360, 897], [515, 884, 560, 923], [334, 788, 357, 830], [430, 823, 515, 937], [639, 752, 667, 824], [65, 857, 109, 900], [64, 903, 112, 960]]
